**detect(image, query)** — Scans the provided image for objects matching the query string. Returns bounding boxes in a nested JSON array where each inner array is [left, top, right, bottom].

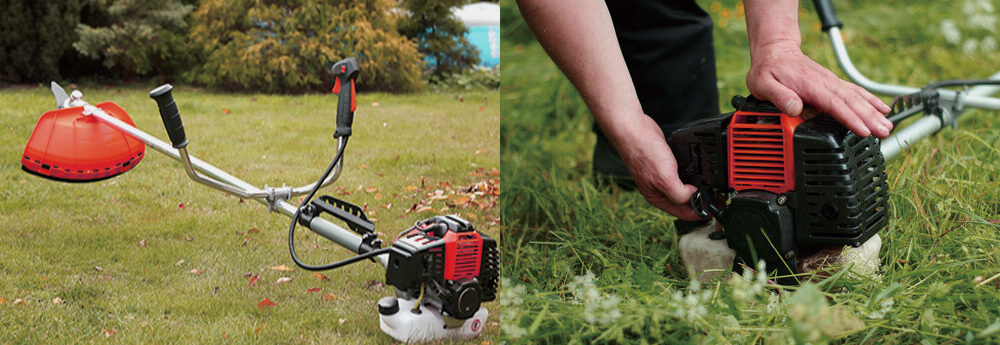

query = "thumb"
[[752, 77, 803, 116]]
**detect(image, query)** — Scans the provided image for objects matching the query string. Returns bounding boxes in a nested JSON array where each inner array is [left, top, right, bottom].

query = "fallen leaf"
[[416, 206, 434, 213], [358, 164, 368, 170], [405, 185, 418, 192], [475, 149, 483, 155], [453, 196, 471, 205], [276, 277, 293, 284], [190, 269, 203, 275], [94, 266, 104, 272], [323, 293, 338, 301], [479, 106, 485, 111], [222, 108, 230, 114], [178, 203, 184, 209], [52, 297, 62, 305], [223, 332, 229, 338], [139, 239, 146, 248], [249, 275, 259, 287], [270, 265, 294, 272], [380, 203, 392, 210], [0, 298, 5, 304], [374, 193, 383, 200], [313, 272, 329, 281], [258, 298, 276, 308], [213, 286, 219, 296], [365, 186, 379, 193], [307, 287, 322, 293], [103, 328, 117, 337], [176, 259, 186, 266], [248, 228, 260, 234], [372, 102, 380, 107], [13, 298, 24, 305], [338, 318, 347, 325], [363, 280, 385, 291], [255, 326, 264, 335]]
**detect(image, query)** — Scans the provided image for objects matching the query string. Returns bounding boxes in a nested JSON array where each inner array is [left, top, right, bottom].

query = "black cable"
[[289, 136, 377, 271]]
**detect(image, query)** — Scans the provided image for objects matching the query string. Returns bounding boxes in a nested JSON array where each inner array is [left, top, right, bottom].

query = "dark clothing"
[[594, 0, 719, 178]]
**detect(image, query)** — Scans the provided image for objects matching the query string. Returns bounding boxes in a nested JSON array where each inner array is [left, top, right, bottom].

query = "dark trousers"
[[595, 0, 720, 177]]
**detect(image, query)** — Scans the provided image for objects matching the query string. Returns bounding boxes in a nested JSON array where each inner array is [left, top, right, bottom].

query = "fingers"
[[751, 73, 804, 116], [750, 56, 893, 138]]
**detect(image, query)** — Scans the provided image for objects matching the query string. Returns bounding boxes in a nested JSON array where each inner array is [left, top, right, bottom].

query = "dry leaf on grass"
[[276, 277, 293, 284], [190, 269, 203, 275], [313, 272, 329, 281], [307, 287, 322, 293], [323, 293, 337, 301], [270, 264, 294, 272], [249, 275, 259, 287], [258, 298, 276, 308]]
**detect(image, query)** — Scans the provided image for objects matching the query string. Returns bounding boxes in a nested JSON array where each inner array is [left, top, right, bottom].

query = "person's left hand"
[[746, 45, 893, 138]]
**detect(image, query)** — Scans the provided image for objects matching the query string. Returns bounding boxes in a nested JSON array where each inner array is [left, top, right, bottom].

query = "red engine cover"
[[727, 110, 803, 194], [22, 102, 145, 182]]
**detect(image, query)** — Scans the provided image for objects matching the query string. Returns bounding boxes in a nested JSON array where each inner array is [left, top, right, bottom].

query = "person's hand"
[[610, 114, 703, 220], [746, 45, 893, 138]]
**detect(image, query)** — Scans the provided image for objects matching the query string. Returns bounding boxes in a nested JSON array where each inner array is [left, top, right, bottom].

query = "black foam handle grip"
[[149, 84, 188, 149], [812, 0, 843, 31], [332, 57, 360, 138]]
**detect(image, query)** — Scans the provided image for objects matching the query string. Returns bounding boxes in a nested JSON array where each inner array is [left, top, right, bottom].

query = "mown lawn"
[[0, 84, 499, 344], [500, 0, 1000, 343]]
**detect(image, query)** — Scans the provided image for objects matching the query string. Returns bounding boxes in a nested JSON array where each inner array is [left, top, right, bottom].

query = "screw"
[[776, 194, 788, 205], [784, 250, 795, 259]]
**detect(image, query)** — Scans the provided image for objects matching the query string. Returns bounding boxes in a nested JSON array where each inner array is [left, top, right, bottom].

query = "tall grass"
[[500, 0, 1000, 343]]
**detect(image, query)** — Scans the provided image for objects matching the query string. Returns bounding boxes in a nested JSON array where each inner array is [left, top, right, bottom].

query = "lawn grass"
[[0, 84, 499, 344], [500, 0, 1000, 343]]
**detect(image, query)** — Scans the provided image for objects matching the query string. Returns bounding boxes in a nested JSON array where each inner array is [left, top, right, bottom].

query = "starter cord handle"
[[332, 58, 360, 138], [812, 0, 843, 31], [149, 84, 188, 149]]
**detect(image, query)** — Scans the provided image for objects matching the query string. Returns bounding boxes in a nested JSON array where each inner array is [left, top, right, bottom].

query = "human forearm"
[[515, 0, 644, 143]]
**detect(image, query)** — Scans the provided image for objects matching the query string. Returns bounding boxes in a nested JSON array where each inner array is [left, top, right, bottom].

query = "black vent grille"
[[479, 235, 499, 302], [793, 116, 888, 247]]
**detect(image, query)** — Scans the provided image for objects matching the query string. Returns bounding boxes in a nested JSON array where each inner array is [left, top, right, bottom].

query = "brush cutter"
[[673, 0, 1000, 284], [21, 58, 498, 343]]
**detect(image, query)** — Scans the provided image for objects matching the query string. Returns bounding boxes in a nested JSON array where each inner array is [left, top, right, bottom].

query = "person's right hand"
[[609, 114, 703, 221]]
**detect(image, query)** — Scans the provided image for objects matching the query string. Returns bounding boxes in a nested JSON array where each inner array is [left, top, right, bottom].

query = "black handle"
[[331, 58, 360, 138], [812, 0, 843, 31], [149, 84, 188, 149]]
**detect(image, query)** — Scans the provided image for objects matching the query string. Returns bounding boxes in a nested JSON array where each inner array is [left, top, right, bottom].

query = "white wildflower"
[[941, 20, 962, 44], [866, 298, 895, 319], [567, 272, 622, 325], [983, 37, 998, 52], [963, 38, 980, 54], [497, 279, 530, 339]]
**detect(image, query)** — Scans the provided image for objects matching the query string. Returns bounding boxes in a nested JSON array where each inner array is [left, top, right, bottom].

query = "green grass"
[[500, 0, 1000, 343], [0, 84, 499, 344]]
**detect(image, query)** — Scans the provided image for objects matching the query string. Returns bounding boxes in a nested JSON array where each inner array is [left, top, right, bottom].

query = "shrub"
[[0, 1, 84, 83], [72, 0, 195, 79], [398, 0, 480, 77], [186, 0, 423, 93]]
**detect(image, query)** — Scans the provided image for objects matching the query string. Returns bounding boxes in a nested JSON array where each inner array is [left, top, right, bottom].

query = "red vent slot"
[[443, 231, 483, 280], [727, 111, 802, 194]]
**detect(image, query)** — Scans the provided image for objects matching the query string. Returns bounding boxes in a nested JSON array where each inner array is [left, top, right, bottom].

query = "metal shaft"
[[89, 107, 386, 267]]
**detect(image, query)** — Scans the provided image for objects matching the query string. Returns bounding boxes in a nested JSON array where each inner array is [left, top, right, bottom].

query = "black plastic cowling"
[[792, 116, 888, 247]]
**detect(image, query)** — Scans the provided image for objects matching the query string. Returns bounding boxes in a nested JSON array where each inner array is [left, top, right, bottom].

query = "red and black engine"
[[668, 96, 888, 281], [386, 215, 499, 319]]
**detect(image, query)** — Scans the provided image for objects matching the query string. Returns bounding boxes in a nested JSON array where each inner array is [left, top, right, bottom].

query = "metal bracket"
[[265, 184, 293, 213]]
